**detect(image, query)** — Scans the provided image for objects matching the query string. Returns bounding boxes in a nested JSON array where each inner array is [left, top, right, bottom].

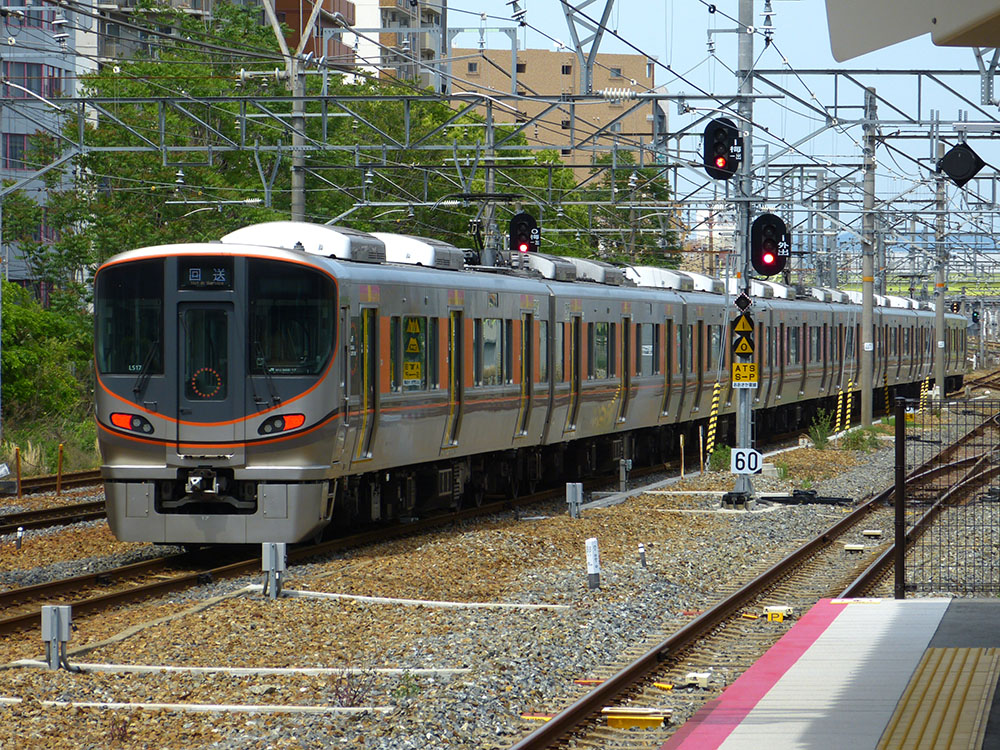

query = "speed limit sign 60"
[[730, 448, 762, 475]]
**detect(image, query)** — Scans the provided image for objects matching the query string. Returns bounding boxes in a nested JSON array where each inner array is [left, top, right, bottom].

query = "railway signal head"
[[703, 118, 741, 180], [938, 143, 985, 188], [750, 213, 789, 277], [509, 211, 539, 253]]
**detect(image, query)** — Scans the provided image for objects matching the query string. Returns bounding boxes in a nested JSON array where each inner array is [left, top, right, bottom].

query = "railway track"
[[508, 404, 1000, 750], [9, 469, 103, 495], [0, 501, 107, 536]]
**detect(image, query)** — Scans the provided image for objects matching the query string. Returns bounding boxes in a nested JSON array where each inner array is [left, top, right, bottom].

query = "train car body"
[[94, 222, 967, 544]]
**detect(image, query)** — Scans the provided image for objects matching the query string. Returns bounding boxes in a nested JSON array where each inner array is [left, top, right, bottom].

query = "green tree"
[[1, 281, 92, 420]]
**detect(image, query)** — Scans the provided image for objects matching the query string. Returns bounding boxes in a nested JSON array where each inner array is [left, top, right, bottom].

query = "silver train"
[[94, 221, 967, 544]]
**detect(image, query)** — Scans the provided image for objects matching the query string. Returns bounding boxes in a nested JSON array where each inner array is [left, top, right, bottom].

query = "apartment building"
[[352, 0, 445, 91], [451, 46, 666, 171]]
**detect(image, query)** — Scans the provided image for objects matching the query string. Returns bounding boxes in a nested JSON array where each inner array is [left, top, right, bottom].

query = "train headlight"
[[110, 413, 155, 434], [258, 413, 306, 435]]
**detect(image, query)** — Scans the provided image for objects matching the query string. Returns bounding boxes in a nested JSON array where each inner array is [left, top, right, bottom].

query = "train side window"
[[505, 319, 514, 383], [592, 322, 609, 379], [349, 316, 361, 396], [638, 323, 654, 376], [477, 318, 503, 386], [708, 324, 722, 372], [539, 320, 549, 381], [608, 323, 616, 377], [845, 327, 854, 361], [390, 316, 401, 391], [684, 325, 694, 374], [402, 316, 428, 391], [634, 324, 643, 376], [789, 326, 800, 365]]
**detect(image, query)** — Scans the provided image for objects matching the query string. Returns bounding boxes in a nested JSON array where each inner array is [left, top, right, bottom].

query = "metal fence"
[[898, 398, 1000, 596]]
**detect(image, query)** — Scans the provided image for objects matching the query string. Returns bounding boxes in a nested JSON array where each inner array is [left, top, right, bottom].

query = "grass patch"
[[0, 416, 99, 476]]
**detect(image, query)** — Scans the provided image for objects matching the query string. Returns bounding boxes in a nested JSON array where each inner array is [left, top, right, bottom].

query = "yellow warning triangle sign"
[[406, 338, 421, 353], [734, 314, 753, 333], [734, 337, 754, 355]]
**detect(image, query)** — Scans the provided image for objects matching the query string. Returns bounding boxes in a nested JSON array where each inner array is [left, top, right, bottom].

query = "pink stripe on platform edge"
[[659, 598, 849, 749]]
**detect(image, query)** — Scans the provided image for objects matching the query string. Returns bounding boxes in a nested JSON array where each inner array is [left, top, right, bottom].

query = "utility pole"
[[934, 140, 947, 395], [261, 0, 339, 222], [861, 87, 876, 427], [733, 0, 754, 500], [291, 60, 306, 221]]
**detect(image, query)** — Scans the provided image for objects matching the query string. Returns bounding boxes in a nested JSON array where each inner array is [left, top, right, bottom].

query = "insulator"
[[598, 88, 637, 101]]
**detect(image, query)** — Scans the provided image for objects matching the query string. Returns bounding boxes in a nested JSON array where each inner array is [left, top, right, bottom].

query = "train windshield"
[[95, 259, 164, 375], [249, 259, 336, 375]]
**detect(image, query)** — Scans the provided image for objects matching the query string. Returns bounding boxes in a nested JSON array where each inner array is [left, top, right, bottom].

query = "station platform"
[[661, 598, 1000, 750]]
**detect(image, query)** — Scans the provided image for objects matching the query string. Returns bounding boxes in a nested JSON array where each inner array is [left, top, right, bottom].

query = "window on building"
[[561, 119, 571, 129], [468, 61, 478, 74], [610, 67, 622, 77], [3, 134, 28, 170], [516, 62, 526, 73], [561, 64, 572, 75]]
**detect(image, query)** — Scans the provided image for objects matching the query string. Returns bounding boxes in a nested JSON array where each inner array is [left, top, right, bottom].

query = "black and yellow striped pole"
[[705, 382, 721, 461], [845, 379, 854, 431], [834, 386, 845, 434], [884, 370, 890, 418]]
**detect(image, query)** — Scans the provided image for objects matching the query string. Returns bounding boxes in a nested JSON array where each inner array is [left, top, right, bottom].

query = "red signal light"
[[715, 156, 728, 169], [518, 242, 529, 253], [762, 251, 776, 265]]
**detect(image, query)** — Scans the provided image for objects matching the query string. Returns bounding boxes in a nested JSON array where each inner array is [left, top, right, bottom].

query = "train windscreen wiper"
[[132, 340, 160, 399], [254, 341, 282, 405]]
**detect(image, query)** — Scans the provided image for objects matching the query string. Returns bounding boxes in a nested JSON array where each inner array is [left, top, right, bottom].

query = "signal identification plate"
[[732, 362, 758, 388]]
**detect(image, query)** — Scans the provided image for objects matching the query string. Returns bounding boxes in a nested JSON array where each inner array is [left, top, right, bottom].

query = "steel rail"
[[842, 457, 1000, 597], [509, 406, 1000, 750], [0, 501, 107, 535]]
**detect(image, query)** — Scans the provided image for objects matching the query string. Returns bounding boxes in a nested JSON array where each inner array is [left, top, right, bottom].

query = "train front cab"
[[95, 248, 338, 544]]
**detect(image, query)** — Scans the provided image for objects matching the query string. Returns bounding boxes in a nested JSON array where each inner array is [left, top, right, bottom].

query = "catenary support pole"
[[861, 87, 877, 427], [934, 141, 947, 396]]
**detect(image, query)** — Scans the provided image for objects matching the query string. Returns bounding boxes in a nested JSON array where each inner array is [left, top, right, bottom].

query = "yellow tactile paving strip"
[[878, 648, 1000, 749]]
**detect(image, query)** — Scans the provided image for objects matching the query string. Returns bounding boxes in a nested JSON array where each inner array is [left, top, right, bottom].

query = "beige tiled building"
[[451, 47, 666, 171]]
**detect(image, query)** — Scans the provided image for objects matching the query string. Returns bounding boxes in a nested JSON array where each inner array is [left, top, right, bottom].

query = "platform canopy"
[[826, 0, 1000, 61]]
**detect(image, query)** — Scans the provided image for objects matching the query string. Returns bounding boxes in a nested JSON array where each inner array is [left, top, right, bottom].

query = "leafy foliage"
[[1, 281, 92, 420], [808, 408, 833, 449], [708, 444, 731, 472]]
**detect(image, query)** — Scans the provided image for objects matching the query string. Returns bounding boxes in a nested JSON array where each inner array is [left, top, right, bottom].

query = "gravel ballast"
[[0, 438, 921, 749]]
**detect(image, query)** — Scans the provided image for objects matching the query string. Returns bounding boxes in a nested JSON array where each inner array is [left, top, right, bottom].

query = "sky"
[[441, 2, 1000, 273]]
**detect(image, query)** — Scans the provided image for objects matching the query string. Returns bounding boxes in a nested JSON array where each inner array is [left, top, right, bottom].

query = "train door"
[[565, 316, 582, 433], [352, 307, 378, 462], [777, 321, 786, 395], [695, 320, 705, 409], [177, 302, 243, 451], [442, 310, 463, 448], [619, 317, 631, 423], [755, 317, 766, 405], [660, 319, 673, 416], [820, 322, 829, 392], [516, 313, 533, 436]]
